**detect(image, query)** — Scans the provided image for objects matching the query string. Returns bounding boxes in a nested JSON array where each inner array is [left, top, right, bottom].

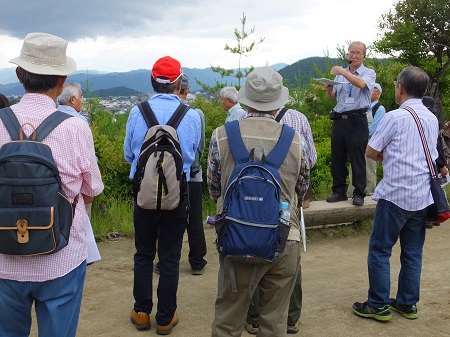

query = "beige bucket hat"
[[9, 32, 76, 76], [238, 66, 289, 111]]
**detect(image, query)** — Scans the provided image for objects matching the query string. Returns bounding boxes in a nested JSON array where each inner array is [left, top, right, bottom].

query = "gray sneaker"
[[244, 323, 259, 335], [287, 324, 299, 334]]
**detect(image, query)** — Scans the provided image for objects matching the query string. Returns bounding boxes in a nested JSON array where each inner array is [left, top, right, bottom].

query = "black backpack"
[[371, 103, 381, 118], [133, 101, 190, 211], [0, 108, 77, 256]]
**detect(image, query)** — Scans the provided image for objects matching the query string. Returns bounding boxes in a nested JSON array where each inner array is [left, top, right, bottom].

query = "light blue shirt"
[[368, 100, 386, 137], [332, 64, 376, 113], [57, 104, 88, 124], [225, 103, 246, 122], [181, 98, 205, 182], [124, 94, 201, 180]]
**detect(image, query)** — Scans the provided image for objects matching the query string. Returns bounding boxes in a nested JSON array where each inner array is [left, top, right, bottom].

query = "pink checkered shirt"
[[0, 94, 104, 282]]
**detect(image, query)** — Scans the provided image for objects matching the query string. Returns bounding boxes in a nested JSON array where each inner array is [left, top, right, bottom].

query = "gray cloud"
[[1, 0, 209, 41]]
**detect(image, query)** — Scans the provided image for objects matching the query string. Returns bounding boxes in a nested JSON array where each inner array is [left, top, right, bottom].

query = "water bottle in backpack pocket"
[[276, 201, 291, 253]]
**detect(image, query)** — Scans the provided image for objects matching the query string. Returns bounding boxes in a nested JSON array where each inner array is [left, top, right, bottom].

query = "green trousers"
[[246, 252, 302, 326]]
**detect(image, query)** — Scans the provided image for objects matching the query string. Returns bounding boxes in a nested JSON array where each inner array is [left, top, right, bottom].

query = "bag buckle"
[[16, 219, 29, 244]]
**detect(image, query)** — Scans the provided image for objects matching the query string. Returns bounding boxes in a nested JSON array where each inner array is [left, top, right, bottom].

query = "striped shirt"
[[275, 107, 317, 169], [0, 93, 104, 282], [369, 98, 438, 211]]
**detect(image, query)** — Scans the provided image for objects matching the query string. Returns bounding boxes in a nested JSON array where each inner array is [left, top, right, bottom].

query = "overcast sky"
[[1, 0, 397, 72]]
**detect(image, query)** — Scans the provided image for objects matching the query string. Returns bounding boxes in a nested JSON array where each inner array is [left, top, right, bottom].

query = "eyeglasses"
[[347, 51, 364, 57]]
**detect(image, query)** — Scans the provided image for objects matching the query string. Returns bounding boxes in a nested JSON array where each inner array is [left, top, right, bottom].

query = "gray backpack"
[[133, 101, 190, 210], [0, 108, 77, 256]]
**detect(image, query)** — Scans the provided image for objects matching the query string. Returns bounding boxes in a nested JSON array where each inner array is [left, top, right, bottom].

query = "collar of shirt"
[[16, 93, 57, 111], [244, 112, 276, 119], [347, 63, 366, 75], [370, 100, 379, 108]]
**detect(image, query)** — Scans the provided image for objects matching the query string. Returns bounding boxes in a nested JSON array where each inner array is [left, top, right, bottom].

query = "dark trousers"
[[187, 181, 207, 270], [133, 199, 187, 326], [331, 115, 369, 197]]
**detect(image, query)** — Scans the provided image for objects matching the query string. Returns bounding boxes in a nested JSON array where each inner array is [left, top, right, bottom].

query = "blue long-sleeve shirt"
[[368, 100, 386, 137], [124, 94, 201, 180]]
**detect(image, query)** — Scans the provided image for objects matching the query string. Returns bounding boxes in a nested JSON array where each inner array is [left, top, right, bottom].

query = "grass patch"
[[91, 198, 134, 240], [90, 195, 218, 240]]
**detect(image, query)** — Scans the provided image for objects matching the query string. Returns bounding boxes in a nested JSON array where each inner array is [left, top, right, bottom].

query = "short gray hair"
[[220, 86, 239, 103], [57, 82, 82, 105]]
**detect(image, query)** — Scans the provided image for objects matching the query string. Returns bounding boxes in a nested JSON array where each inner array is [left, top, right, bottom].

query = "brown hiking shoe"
[[156, 312, 179, 335], [130, 309, 150, 330]]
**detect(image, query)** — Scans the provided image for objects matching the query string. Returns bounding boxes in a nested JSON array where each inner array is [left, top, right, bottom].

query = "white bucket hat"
[[238, 66, 289, 111], [9, 32, 76, 76]]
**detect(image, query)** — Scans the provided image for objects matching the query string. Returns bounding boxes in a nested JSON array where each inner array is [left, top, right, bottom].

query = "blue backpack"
[[0, 108, 77, 256], [215, 120, 295, 264]]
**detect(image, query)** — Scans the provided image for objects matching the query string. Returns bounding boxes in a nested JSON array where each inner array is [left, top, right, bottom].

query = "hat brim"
[[9, 56, 77, 76], [238, 86, 289, 111]]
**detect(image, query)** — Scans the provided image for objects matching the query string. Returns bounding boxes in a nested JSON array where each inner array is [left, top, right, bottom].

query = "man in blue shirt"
[[348, 83, 386, 196], [220, 86, 246, 122], [56, 82, 88, 124], [325, 41, 376, 206], [124, 56, 201, 335]]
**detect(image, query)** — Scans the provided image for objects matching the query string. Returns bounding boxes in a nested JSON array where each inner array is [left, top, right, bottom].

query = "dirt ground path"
[[33, 223, 450, 337]]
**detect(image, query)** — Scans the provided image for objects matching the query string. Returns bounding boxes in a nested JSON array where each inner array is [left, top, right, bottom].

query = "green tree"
[[196, 12, 264, 93], [374, 0, 450, 117]]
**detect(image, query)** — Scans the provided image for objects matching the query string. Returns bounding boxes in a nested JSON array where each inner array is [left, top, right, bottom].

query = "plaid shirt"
[[207, 112, 310, 202], [275, 107, 317, 169], [0, 94, 104, 282]]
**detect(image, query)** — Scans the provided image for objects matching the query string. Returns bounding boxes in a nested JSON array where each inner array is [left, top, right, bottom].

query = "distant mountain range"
[[0, 58, 349, 97]]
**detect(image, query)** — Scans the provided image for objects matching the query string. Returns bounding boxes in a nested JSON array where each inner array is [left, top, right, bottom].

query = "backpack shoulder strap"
[[224, 120, 249, 165], [371, 102, 381, 118], [34, 111, 73, 142], [167, 103, 190, 129], [265, 124, 295, 170], [0, 107, 22, 140], [275, 107, 288, 123], [138, 101, 159, 128]]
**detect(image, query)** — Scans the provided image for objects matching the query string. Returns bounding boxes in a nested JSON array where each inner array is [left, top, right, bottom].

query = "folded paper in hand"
[[314, 78, 348, 86]]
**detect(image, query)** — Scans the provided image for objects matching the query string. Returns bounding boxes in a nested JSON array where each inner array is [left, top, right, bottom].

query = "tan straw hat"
[[9, 32, 76, 76], [237, 66, 289, 111]]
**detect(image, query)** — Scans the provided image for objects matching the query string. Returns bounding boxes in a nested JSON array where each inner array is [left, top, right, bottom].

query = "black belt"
[[330, 108, 368, 120], [339, 108, 368, 115]]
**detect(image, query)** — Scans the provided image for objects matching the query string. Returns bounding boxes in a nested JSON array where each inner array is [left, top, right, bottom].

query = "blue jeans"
[[367, 199, 427, 308], [0, 261, 86, 337], [133, 199, 187, 326]]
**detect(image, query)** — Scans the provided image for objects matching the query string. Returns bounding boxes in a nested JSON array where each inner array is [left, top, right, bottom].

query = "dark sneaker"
[[287, 324, 299, 334], [352, 301, 392, 321], [244, 322, 259, 335], [352, 195, 364, 206], [326, 194, 348, 203], [425, 223, 434, 229], [390, 298, 418, 319], [191, 267, 205, 275]]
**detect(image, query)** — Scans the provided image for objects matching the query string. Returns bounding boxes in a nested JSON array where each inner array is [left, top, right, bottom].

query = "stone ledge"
[[302, 197, 377, 227]]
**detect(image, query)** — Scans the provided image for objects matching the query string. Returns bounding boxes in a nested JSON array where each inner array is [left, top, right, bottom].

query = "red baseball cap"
[[151, 56, 183, 84]]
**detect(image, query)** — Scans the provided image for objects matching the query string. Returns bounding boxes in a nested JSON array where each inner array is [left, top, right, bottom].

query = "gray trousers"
[[211, 241, 300, 337]]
